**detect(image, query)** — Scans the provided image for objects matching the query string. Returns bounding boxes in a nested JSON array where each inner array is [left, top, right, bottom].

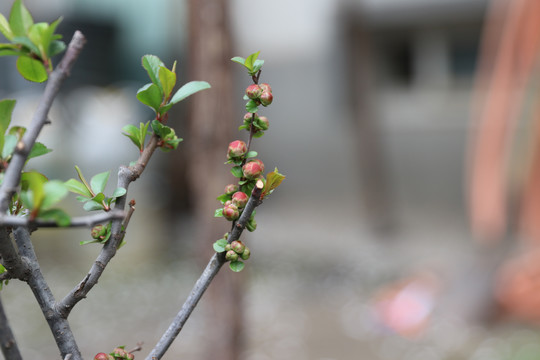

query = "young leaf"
[[231, 56, 246, 66], [2, 134, 16, 158], [16, 56, 47, 82], [90, 171, 110, 195], [230, 166, 243, 178], [41, 180, 68, 209], [65, 178, 92, 198], [252, 59, 265, 74], [229, 261, 245, 272], [169, 81, 211, 104], [12, 36, 40, 55], [39, 208, 70, 227], [21, 171, 47, 209], [213, 238, 228, 253], [111, 187, 127, 198], [122, 124, 142, 149], [158, 65, 176, 99], [0, 13, 13, 40], [216, 193, 231, 204], [262, 168, 285, 198], [0, 99, 16, 153], [9, 0, 34, 38], [245, 51, 260, 72], [141, 54, 164, 91], [28, 142, 52, 160], [83, 200, 103, 212], [214, 208, 224, 217], [245, 99, 258, 113], [136, 83, 162, 112], [48, 40, 65, 57], [246, 151, 258, 159]]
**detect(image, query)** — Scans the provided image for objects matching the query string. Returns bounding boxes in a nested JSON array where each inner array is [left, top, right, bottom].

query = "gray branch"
[[0, 228, 29, 281], [0, 31, 86, 214], [0, 210, 125, 228], [0, 294, 22, 360], [146, 181, 264, 360]]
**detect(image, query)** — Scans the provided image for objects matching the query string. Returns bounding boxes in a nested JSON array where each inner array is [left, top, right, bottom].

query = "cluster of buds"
[[222, 188, 250, 221], [227, 140, 247, 161], [224, 240, 251, 262], [245, 83, 273, 107], [94, 347, 134, 360]]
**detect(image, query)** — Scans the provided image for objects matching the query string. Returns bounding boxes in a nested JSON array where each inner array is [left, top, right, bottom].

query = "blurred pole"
[[185, 1, 244, 360]]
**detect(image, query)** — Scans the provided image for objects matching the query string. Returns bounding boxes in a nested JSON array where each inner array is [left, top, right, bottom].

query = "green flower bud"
[[225, 250, 239, 262], [241, 247, 251, 260], [224, 184, 238, 195], [231, 240, 245, 254]]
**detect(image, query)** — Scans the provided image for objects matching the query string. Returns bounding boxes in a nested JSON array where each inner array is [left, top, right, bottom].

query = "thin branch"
[[58, 134, 160, 317], [0, 31, 86, 214], [0, 228, 29, 281], [146, 181, 264, 360], [0, 210, 125, 228], [13, 227, 82, 360], [0, 294, 23, 360]]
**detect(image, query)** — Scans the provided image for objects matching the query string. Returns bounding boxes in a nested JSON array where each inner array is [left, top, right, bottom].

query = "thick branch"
[[14, 227, 82, 360], [0, 228, 29, 281], [0, 31, 86, 214], [58, 134, 160, 317], [0, 295, 22, 360], [0, 210, 125, 228], [146, 181, 263, 360]]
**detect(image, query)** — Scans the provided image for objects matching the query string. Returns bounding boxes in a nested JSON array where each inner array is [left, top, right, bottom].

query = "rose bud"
[[241, 247, 251, 260], [94, 353, 113, 360], [259, 83, 272, 93], [231, 240, 246, 254], [258, 116, 269, 131], [242, 159, 265, 180], [224, 184, 238, 195], [260, 91, 273, 106], [231, 191, 249, 208], [227, 140, 247, 159], [223, 203, 240, 221], [225, 250, 239, 262], [245, 84, 262, 99]]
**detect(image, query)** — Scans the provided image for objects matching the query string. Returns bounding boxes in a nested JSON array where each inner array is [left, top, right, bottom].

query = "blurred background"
[[4, 0, 540, 359]]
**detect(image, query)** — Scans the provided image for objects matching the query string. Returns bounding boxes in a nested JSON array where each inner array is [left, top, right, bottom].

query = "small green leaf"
[[122, 124, 142, 149], [27, 22, 49, 58], [158, 65, 176, 99], [238, 125, 249, 131], [48, 40, 65, 57], [216, 193, 231, 204], [252, 59, 264, 74], [28, 142, 52, 160], [262, 168, 286, 198], [111, 187, 126, 198], [136, 83, 162, 112], [245, 99, 258, 113], [169, 81, 211, 104], [141, 54, 164, 91], [231, 56, 246, 66], [41, 180, 68, 209], [16, 56, 47, 82], [38, 208, 71, 227], [246, 151, 258, 159], [0, 13, 13, 40], [213, 238, 228, 253], [0, 99, 16, 153], [12, 36, 40, 56], [21, 171, 47, 209], [83, 200, 103, 211], [230, 166, 243, 178], [245, 51, 260, 72], [90, 171, 110, 195], [214, 208, 224, 217], [229, 261, 245, 272], [2, 134, 16, 159], [65, 179, 92, 198], [253, 131, 265, 138], [9, 0, 34, 38], [79, 239, 99, 245]]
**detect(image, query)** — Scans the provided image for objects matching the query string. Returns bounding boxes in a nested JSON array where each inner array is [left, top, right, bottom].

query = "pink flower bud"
[[91, 225, 105, 239], [259, 83, 272, 93], [231, 191, 249, 208], [243, 159, 265, 180], [260, 91, 273, 106], [231, 240, 246, 254], [225, 250, 239, 262], [246, 84, 262, 99], [224, 184, 238, 195], [94, 353, 114, 360], [243, 112, 254, 122], [258, 116, 269, 130], [227, 140, 247, 159], [223, 203, 240, 221], [126, 353, 135, 360]]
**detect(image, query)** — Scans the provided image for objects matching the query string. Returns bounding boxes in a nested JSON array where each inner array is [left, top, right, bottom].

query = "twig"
[[0, 228, 29, 281], [146, 181, 263, 360], [58, 135, 160, 317], [0, 210, 125, 228], [0, 31, 86, 214], [13, 227, 82, 360], [0, 294, 22, 360]]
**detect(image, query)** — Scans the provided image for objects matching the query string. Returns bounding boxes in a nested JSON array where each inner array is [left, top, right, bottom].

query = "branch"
[[13, 227, 82, 359], [146, 181, 263, 360], [0, 228, 29, 281], [0, 31, 86, 214], [0, 294, 22, 360], [0, 210, 125, 228], [58, 135, 160, 317]]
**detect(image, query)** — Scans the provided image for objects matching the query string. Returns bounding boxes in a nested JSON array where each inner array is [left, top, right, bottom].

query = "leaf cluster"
[[0, 0, 65, 82]]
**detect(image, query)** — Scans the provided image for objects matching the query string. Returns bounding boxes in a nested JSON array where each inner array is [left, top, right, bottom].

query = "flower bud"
[[91, 225, 106, 239], [231, 240, 246, 254], [241, 247, 251, 260], [225, 250, 239, 262], [113, 348, 128, 358], [246, 84, 262, 99], [94, 353, 114, 360], [257, 116, 269, 131], [243, 112, 254, 122], [223, 203, 240, 221], [224, 184, 238, 195], [224, 243, 232, 252], [227, 140, 247, 159], [259, 83, 272, 93], [126, 353, 135, 360], [232, 191, 249, 208], [242, 159, 265, 180], [260, 91, 273, 106]]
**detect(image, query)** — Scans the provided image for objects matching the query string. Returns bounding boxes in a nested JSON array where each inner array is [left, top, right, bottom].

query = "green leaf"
[[230, 166, 243, 178], [245, 99, 258, 113], [83, 200, 103, 211], [213, 239, 228, 253], [90, 171, 110, 194], [141, 54, 164, 91], [27, 22, 48, 58], [9, 0, 34, 38], [28, 142, 52, 160], [214, 208, 224, 217], [48, 39, 65, 57], [16, 56, 47, 82], [216, 193, 231, 204], [21, 171, 47, 209], [253, 131, 265, 138], [111, 187, 126, 198], [38, 208, 71, 226], [252, 59, 264, 74], [0, 99, 16, 153], [229, 261, 245, 272], [158, 65, 176, 99], [136, 83, 162, 112], [231, 56, 246, 66], [0, 13, 13, 40], [122, 124, 142, 149], [246, 151, 258, 159], [2, 134, 16, 159], [262, 168, 285, 198], [169, 81, 211, 104], [245, 51, 260, 72], [12, 36, 40, 55], [41, 180, 67, 209], [65, 179, 92, 198]]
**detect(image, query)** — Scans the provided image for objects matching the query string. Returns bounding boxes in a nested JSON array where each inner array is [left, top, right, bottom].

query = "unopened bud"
[[91, 225, 106, 239], [243, 159, 265, 180], [113, 348, 128, 358], [223, 203, 240, 221], [225, 250, 239, 262], [241, 247, 251, 260], [227, 140, 247, 159], [94, 353, 114, 360], [258, 116, 269, 131], [231, 240, 246, 254], [260, 91, 273, 106], [224, 184, 238, 195], [232, 191, 249, 208], [246, 84, 262, 100], [259, 83, 272, 93]]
